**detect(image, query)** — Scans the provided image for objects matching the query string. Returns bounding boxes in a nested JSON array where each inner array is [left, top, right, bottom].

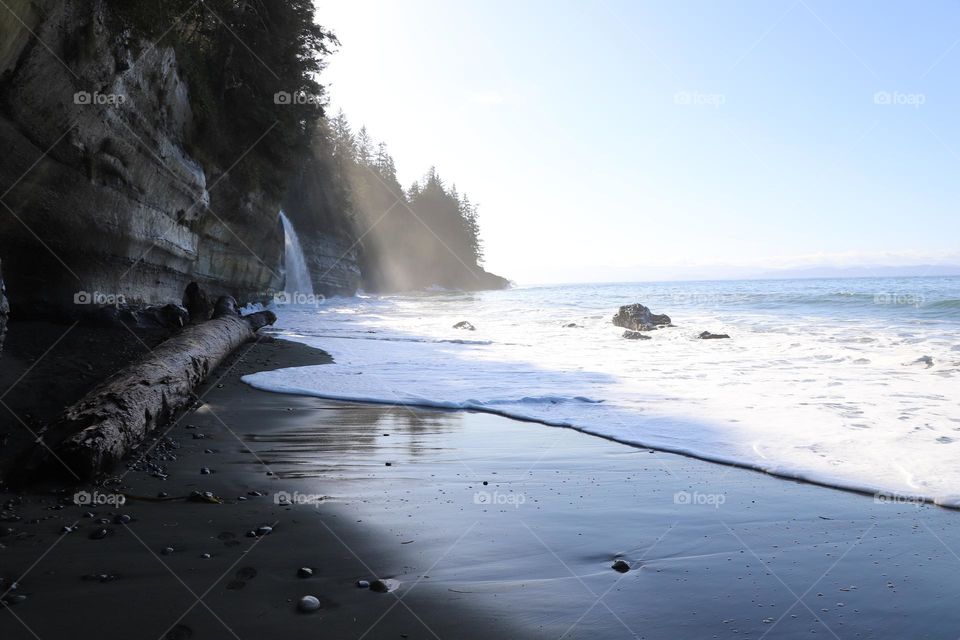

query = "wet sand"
[[2, 336, 960, 639]]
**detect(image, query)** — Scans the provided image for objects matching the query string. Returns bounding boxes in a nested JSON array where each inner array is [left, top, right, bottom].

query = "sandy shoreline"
[[3, 336, 960, 639]]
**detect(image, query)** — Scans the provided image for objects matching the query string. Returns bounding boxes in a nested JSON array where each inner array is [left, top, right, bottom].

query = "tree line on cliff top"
[[110, 0, 489, 291]]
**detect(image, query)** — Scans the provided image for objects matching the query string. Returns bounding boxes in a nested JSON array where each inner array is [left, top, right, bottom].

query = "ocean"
[[242, 276, 960, 505]]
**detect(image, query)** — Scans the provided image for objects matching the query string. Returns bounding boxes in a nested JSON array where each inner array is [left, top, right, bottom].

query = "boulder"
[[183, 282, 213, 324], [698, 331, 730, 340], [622, 330, 651, 340], [213, 295, 239, 318], [453, 321, 476, 331], [906, 355, 934, 368], [612, 303, 671, 331]]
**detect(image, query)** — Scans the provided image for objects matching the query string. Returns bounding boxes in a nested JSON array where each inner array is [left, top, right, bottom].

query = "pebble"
[[297, 595, 321, 612], [612, 560, 630, 573], [157, 492, 168, 498], [201, 553, 211, 559], [255, 526, 273, 536], [356, 580, 370, 589], [297, 567, 313, 578], [200, 467, 212, 475], [89, 528, 111, 540], [162, 547, 175, 555], [114, 514, 132, 525], [61, 526, 74, 534]]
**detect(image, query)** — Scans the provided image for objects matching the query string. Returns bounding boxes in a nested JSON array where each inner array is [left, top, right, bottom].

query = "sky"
[[313, 0, 960, 284]]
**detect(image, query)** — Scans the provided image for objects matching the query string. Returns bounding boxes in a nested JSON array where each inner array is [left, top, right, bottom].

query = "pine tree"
[[356, 126, 374, 166]]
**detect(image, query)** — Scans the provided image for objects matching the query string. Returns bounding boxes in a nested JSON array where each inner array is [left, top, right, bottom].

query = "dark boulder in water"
[[698, 331, 730, 340], [613, 304, 671, 332], [622, 330, 651, 340], [906, 355, 934, 368], [453, 321, 476, 331]]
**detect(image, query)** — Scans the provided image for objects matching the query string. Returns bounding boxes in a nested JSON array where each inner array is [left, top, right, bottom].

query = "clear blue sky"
[[314, 0, 960, 283]]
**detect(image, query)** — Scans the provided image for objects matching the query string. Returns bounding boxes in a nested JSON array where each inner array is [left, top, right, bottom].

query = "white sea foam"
[[242, 279, 960, 506]]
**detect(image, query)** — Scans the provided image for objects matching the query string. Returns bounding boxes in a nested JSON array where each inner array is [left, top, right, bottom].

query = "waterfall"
[[280, 211, 314, 297]]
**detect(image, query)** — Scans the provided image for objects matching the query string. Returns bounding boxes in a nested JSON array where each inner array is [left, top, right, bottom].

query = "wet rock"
[[297, 567, 313, 578], [255, 525, 273, 536], [113, 514, 132, 525], [453, 321, 475, 331], [622, 330, 651, 340], [564, 322, 581, 328], [907, 355, 934, 368], [200, 553, 211, 559], [82, 573, 118, 583], [698, 331, 730, 340], [89, 528, 111, 540], [200, 467, 212, 475], [612, 303, 671, 332], [369, 578, 400, 593], [298, 595, 321, 612], [612, 559, 630, 573], [162, 546, 175, 555], [356, 579, 370, 589]]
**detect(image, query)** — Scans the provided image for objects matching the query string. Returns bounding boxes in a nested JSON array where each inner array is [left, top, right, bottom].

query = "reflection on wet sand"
[[243, 402, 462, 479]]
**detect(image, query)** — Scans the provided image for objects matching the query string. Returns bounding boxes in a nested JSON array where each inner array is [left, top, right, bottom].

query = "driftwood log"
[[51, 298, 275, 478]]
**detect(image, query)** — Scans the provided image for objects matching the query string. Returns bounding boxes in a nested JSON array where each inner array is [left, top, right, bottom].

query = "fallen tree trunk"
[[49, 303, 276, 479]]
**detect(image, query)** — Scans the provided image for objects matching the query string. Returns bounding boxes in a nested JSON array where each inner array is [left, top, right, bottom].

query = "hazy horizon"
[[316, 0, 960, 284]]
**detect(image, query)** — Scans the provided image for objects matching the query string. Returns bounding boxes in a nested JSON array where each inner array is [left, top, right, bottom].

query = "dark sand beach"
[[2, 336, 960, 639]]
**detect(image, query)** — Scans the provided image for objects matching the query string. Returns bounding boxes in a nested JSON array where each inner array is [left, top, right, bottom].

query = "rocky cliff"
[[0, 0, 358, 319]]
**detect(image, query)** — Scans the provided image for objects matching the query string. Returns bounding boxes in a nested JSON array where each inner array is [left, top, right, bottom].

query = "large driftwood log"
[[52, 301, 275, 478]]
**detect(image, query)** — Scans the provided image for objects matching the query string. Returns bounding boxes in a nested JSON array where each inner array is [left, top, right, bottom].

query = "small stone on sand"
[[297, 595, 321, 612]]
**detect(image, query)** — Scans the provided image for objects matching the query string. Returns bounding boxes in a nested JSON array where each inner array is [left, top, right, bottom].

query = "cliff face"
[[0, 0, 358, 318]]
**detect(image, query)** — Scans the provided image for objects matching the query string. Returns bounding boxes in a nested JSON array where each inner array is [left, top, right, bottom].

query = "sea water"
[[243, 276, 960, 505]]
